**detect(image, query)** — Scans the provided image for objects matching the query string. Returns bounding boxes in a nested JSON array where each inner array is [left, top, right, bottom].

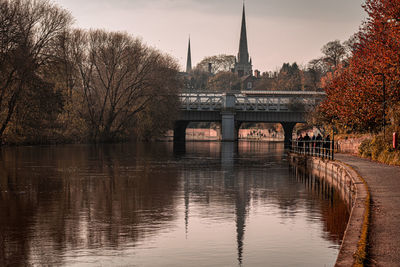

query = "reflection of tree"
[[0, 143, 179, 265], [0, 149, 43, 266], [293, 167, 350, 243]]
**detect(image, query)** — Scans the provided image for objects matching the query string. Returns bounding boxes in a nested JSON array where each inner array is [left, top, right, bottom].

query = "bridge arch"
[[173, 121, 224, 143], [238, 123, 283, 141]]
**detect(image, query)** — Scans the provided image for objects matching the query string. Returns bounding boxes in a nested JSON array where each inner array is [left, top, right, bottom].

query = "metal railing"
[[235, 95, 289, 111], [179, 93, 318, 112], [179, 93, 224, 111], [290, 140, 335, 160]]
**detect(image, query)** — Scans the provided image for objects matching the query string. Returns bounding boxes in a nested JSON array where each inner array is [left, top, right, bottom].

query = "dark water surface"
[[0, 142, 349, 266]]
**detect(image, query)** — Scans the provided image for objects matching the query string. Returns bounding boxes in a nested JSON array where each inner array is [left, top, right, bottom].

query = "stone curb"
[[289, 154, 370, 267], [332, 159, 370, 267]]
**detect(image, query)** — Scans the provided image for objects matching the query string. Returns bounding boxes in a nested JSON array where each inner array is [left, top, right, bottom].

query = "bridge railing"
[[179, 92, 322, 112], [235, 95, 289, 111], [180, 93, 224, 111], [290, 140, 335, 160]]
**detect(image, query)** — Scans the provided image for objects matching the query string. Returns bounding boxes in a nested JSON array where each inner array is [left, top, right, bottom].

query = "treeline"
[[184, 55, 239, 91], [256, 62, 317, 91], [0, 0, 180, 145], [184, 39, 353, 92], [255, 39, 353, 91], [315, 0, 400, 134]]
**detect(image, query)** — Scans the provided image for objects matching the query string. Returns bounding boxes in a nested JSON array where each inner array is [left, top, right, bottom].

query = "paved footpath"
[[336, 154, 400, 267]]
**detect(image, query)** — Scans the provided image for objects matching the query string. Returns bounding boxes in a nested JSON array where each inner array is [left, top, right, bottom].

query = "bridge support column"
[[221, 93, 238, 142], [221, 112, 237, 142], [215, 124, 222, 141], [174, 121, 189, 143], [282, 122, 296, 148]]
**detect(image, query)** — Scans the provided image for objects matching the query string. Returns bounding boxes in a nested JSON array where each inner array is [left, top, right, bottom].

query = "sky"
[[52, 0, 366, 72]]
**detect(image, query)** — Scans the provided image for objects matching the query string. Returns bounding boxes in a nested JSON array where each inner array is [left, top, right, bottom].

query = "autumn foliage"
[[318, 0, 400, 133]]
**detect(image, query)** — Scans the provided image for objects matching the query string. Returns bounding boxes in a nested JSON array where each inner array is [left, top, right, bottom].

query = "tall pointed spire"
[[234, 3, 252, 77], [238, 3, 249, 64], [186, 37, 192, 73]]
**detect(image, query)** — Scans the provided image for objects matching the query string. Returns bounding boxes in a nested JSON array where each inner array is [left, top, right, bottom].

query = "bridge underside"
[[174, 110, 306, 146], [235, 111, 305, 123], [178, 111, 221, 122]]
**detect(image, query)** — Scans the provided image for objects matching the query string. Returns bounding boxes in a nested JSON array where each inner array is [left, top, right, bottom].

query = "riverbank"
[[289, 154, 370, 267], [335, 154, 400, 266]]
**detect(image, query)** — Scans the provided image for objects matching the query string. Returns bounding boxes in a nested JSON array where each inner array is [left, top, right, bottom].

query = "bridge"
[[175, 91, 326, 146]]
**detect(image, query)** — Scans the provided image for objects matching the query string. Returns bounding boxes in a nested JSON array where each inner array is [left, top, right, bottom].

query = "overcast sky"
[[52, 0, 366, 72]]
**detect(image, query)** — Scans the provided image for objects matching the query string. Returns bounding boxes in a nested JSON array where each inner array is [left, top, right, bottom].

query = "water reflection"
[[292, 166, 350, 244], [0, 144, 180, 266], [0, 142, 349, 266]]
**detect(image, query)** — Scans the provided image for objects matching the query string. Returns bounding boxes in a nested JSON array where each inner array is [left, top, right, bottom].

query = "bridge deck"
[[179, 91, 325, 112]]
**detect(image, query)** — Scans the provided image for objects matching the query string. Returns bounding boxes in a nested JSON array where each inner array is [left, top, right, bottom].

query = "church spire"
[[234, 3, 252, 77], [238, 3, 249, 64], [186, 37, 192, 73]]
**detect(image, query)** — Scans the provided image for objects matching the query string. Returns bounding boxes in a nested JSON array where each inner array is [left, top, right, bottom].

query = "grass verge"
[[358, 135, 400, 166]]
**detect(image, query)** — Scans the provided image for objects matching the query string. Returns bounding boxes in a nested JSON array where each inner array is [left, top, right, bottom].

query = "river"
[[0, 142, 349, 266]]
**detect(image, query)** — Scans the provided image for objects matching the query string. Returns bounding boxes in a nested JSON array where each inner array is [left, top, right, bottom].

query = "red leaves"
[[319, 0, 400, 133]]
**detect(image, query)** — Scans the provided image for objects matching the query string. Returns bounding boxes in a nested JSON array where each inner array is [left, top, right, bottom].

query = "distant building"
[[234, 4, 253, 78], [183, 3, 261, 91], [240, 75, 257, 90]]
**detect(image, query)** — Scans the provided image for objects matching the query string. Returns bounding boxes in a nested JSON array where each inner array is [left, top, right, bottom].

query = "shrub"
[[358, 135, 400, 166], [359, 139, 372, 158]]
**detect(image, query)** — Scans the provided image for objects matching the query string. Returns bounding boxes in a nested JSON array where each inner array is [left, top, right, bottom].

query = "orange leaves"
[[318, 0, 400, 133]]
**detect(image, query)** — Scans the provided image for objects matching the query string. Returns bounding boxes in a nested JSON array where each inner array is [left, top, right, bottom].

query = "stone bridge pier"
[[221, 94, 239, 142], [282, 122, 296, 148], [221, 112, 243, 142], [173, 121, 189, 143]]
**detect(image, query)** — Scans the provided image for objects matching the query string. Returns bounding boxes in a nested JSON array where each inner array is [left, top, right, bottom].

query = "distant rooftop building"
[[234, 4, 252, 77]]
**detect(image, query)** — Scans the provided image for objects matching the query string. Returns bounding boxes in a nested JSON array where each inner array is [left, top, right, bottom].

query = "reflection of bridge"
[[175, 91, 326, 146]]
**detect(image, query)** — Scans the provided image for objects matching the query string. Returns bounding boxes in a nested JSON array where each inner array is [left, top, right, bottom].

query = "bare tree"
[[195, 54, 236, 74], [207, 71, 240, 92], [68, 30, 179, 142], [321, 40, 347, 70], [0, 0, 72, 142], [186, 68, 210, 91], [343, 34, 360, 58], [276, 63, 302, 91]]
